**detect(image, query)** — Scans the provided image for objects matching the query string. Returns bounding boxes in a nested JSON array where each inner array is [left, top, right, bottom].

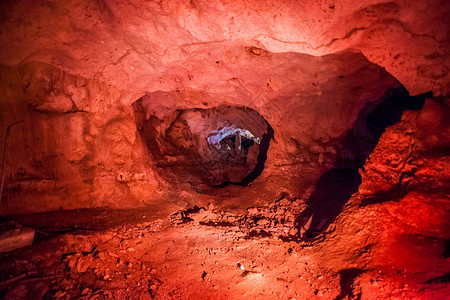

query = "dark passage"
[[334, 268, 364, 300], [297, 88, 431, 239], [216, 122, 274, 187]]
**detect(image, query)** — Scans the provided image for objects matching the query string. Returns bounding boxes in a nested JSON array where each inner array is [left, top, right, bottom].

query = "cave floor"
[[0, 197, 449, 300]]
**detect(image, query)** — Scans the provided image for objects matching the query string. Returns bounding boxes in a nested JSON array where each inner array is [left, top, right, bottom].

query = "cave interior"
[[0, 0, 449, 299]]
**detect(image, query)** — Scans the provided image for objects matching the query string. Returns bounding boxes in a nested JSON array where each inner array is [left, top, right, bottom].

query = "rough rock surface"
[[0, 0, 448, 96], [0, 1, 449, 298], [1, 108, 448, 298], [1, 0, 449, 213], [358, 99, 450, 239], [0, 183, 448, 299], [1, 48, 406, 213]]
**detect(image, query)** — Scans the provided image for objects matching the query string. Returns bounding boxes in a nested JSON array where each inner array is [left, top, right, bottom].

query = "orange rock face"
[[0, 0, 449, 299]]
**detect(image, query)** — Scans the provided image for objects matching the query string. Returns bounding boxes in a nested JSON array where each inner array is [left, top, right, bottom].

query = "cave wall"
[[0, 0, 449, 214], [358, 99, 450, 239], [0, 63, 165, 213]]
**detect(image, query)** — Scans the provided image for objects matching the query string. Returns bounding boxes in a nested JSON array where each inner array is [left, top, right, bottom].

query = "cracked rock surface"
[[0, 1, 449, 299], [0, 0, 448, 96]]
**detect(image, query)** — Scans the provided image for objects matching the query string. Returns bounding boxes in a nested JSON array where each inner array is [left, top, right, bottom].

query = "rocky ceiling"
[[0, 0, 449, 215], [0, 0, 448, 96]]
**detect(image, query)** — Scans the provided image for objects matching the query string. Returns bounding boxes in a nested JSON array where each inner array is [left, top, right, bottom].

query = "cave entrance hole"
[[133, 103, 273, 190]]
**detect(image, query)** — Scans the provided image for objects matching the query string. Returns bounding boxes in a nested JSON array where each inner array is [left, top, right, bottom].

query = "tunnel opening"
[[133, 101, 272, 190]]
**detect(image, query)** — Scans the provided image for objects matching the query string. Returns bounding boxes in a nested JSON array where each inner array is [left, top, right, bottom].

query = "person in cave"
[[217, 133, 252, 165], [219, 135, 235, 151]]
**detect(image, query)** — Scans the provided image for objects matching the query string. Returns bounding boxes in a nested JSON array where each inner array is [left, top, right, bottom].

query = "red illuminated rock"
[[0, 0, 448, 95], [0, 2, 449, 298], [359, 99, 450, 239]]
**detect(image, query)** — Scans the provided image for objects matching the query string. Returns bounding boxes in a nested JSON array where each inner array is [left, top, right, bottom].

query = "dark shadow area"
[[425, 272, 450, 284], [367, 91, 431, 140], [298, 169, 362, 238], [334, 268, 364, 300], [297, 88, 431, 238], [245, 229, 273, 239], [240, 123, 274, 185], [443, 240, 450, 259]]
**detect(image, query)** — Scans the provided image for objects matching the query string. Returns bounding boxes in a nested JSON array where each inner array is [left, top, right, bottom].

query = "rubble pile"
[[170, 197, 309, 240]]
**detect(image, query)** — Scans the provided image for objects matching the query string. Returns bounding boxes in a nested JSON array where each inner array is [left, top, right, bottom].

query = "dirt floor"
[[1, 193, 449, 300]]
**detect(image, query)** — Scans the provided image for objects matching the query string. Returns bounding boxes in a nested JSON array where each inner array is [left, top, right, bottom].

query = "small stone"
[[55, 291, 67, 299], [76, 255, 93, 273], [276, 209, 285, 215], [326, 147, 336, 154], [318, 153, 324, 164], [116, 172, 128, 183], [81, 288, 90, 295], [103, 274, 110, 280], [257, 219, 270, 227], [279, 198, 290, 206], [247, 207, 258, 215], [66, 255, 79, 270], [288, 228, 298, 236]]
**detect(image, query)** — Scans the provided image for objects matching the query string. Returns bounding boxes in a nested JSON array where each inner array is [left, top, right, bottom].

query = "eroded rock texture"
[[0, 0, 449, 298], [1, 47, 410, 213], [359, 100, 450, 239], [0, 0, 448, 95]]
